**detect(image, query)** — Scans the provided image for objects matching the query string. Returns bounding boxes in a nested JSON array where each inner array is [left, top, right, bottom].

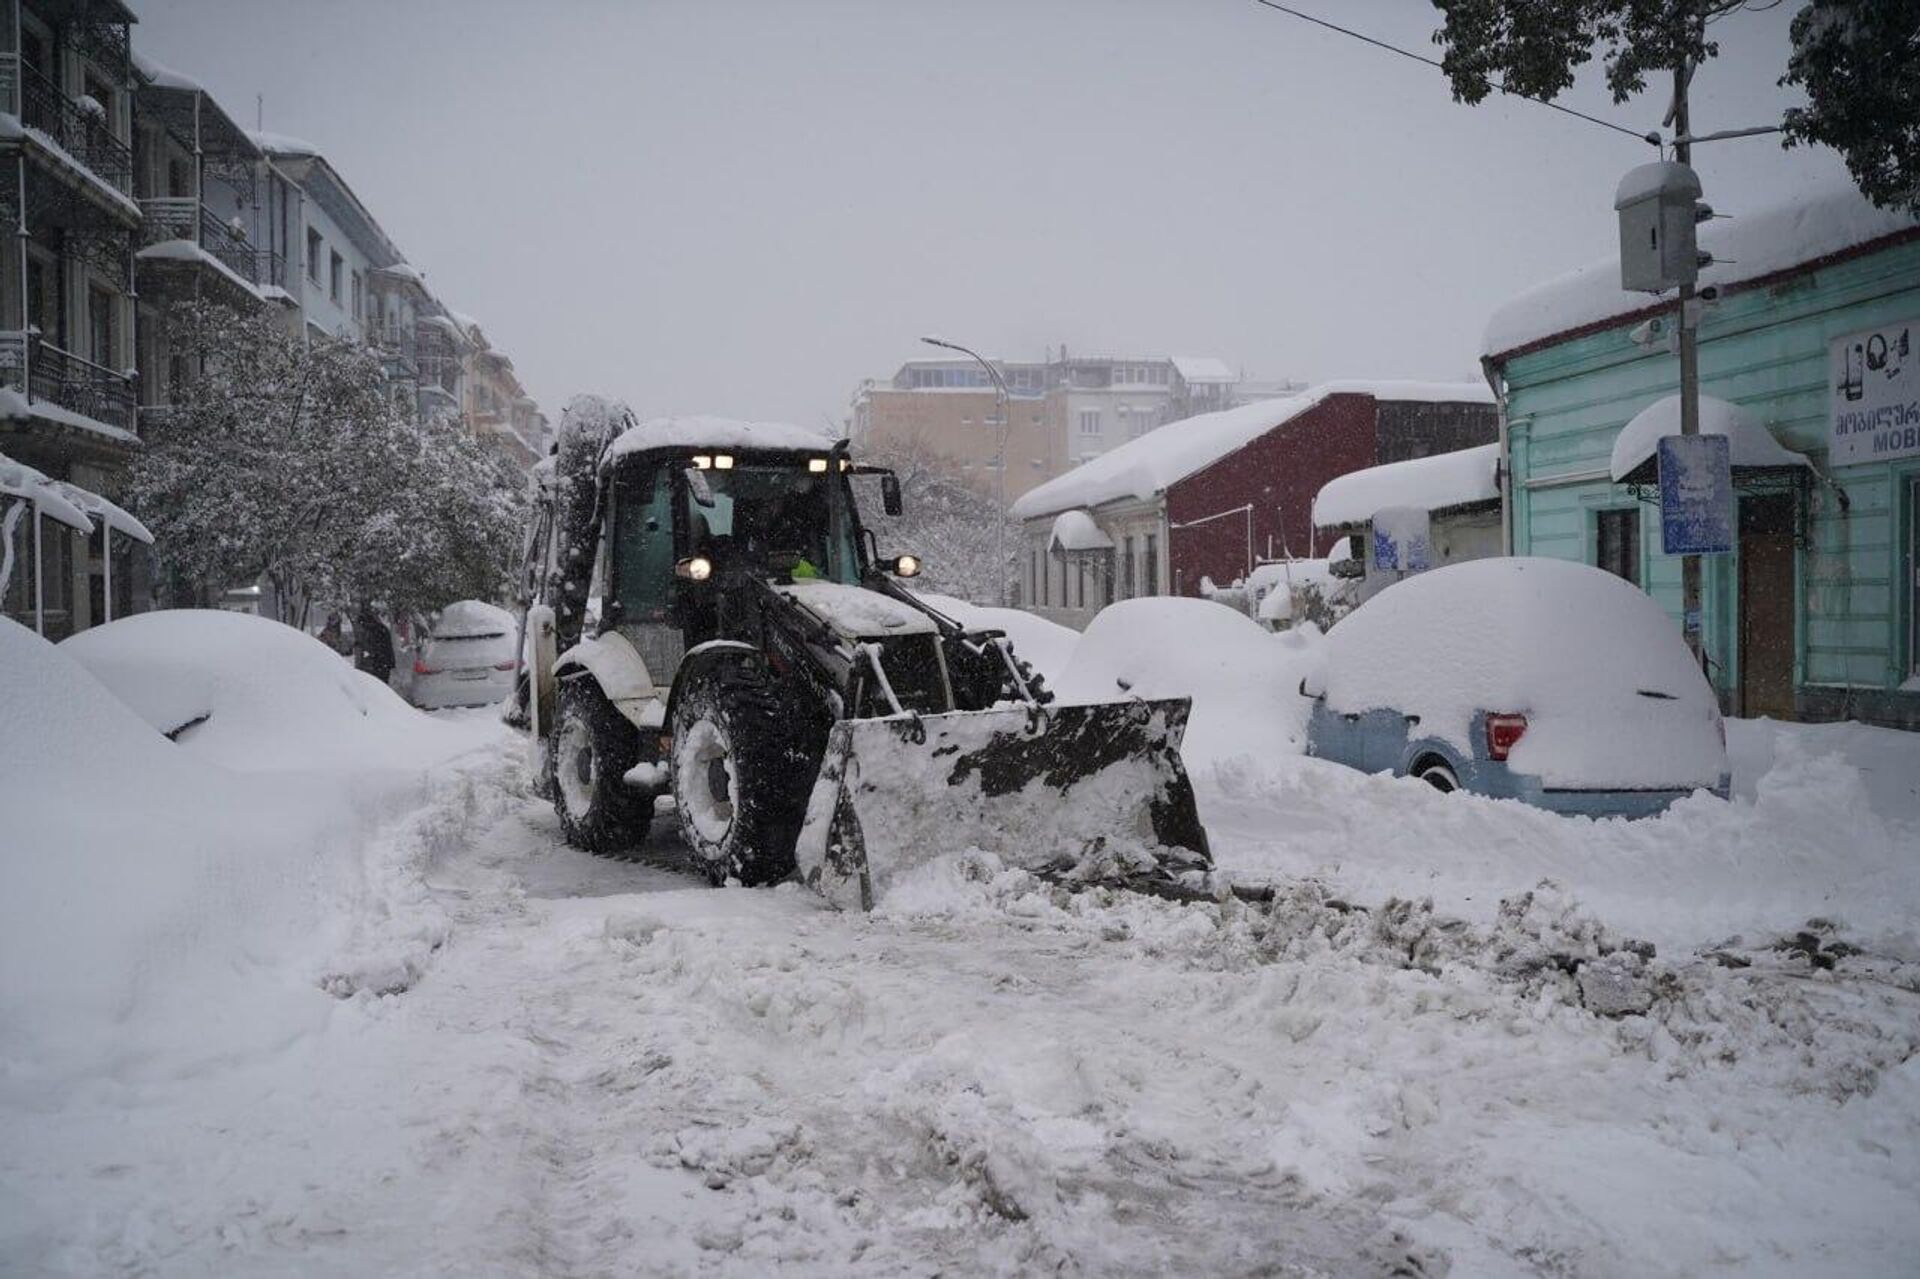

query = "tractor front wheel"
[[552, 681, 651, 852], [670, 663, 814, 886]]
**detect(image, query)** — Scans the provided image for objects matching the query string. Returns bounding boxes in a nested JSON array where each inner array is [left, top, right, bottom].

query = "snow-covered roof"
[[132, 51, 205, 93], [247, 129, 319, 157], [1485, 175, 1920, 360], [1608, 394, 1810, 482], [50, 481, 152, 544], [378, 261, 427, 285], [1048, 509, 1115, 552], [1313, 443, 1501, 528], [1171, 356, 1236, 383], [1010, 380, 1492, 521], [0, 386, 136, 444], [605, 415, 839, 463], [0, 451, 93, 533]]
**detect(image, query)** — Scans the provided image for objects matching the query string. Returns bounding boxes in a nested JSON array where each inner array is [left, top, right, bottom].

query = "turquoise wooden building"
[[1484, 180, 1919, 730]]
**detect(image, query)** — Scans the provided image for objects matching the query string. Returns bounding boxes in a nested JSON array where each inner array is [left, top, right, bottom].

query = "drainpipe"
[[1480, 354, 1511, 557]]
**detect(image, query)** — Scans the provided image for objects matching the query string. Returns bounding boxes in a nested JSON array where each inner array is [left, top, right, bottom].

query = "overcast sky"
[[137, 0, 1842, 433]]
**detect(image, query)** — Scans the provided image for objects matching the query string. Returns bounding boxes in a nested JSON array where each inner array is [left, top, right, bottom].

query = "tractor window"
[[611, 465, 675, 621], [685, 465, 860, 584]]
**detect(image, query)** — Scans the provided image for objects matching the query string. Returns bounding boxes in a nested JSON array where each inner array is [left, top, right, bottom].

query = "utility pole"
[[920, 335, 1013, 606], [1671, 60, 1704, 666]]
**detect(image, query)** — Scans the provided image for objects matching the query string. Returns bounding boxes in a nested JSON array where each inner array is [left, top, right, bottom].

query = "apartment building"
[[852, 350, 1283, 509], [1, 5, 547, 637], [0, 0, 142, 638]]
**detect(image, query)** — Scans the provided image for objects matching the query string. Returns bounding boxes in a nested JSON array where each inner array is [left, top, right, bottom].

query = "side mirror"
[[684, 467, 716, 508], [881, 473, 902, 517]]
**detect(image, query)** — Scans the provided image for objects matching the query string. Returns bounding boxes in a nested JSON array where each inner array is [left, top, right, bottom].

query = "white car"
[[408, 601, 519, 710]]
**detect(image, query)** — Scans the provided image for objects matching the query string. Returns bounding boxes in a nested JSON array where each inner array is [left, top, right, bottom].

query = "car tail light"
[[1485, 713, 1527, 761], [412, 658, 438, 676]]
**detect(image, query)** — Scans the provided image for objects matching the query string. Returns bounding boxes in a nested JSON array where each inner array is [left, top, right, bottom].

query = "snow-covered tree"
[[131, 301, 525, 624], [1782, 2, 1920, 216], [853, 439, 1019, 605]]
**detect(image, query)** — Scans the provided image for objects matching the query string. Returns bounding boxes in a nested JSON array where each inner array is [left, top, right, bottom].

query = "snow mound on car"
[[1053, 597, 1320, 771], [1319, 557, 1723, 790], [432, 598, 515, 638], [62, 608, 471, 772]]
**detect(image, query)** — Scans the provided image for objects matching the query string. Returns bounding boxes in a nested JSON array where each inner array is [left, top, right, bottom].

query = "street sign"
[[1657, 434, 1733, 556], [1370, 505, 1432, 573], [1829, 319, 1918, 465]]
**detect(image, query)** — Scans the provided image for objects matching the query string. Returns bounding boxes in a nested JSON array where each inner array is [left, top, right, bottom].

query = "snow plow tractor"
[[512, 395, 1211, 909]]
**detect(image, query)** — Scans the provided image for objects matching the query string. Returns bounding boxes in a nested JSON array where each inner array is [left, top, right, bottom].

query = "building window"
[[1079, 409, 1100, 436], [1029, 548, 1038, 606], [1076, 558, 1085, 608], [307, 228, 322, 283], [1122, 536, 1135, 599], [87, 284, 115, 367], [351, 271, 363, 322], [1040, 543, 1049, 607], [1597, 508, 1640, 587], [329, 251, 344, 303], [1145, 533, 1159, 596]]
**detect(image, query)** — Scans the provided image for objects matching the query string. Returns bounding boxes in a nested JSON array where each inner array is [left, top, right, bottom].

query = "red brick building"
[[1010, 382, 1495, 627]]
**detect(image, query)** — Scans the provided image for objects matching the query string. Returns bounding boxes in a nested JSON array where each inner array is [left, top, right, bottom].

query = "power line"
[[1249, 0, 1659, 147]]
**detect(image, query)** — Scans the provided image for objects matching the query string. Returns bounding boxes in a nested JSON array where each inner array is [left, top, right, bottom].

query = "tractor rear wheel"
[[670, 662, 816, 886], [552, 681, 651, 852]]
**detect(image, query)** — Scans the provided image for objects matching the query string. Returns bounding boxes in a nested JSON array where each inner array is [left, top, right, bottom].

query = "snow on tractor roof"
[[1608, 394, 1809, 483], [604, 414, 840, 463], [1483, 174, 1918, 361], [1313, 443, 1500, 528], [1011, 380, 1491, 521]]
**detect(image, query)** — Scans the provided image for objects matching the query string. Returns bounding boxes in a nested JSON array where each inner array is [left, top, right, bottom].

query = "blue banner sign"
[[1657, 434, 1733, 556]]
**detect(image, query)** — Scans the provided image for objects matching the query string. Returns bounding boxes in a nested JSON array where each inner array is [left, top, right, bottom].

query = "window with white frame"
[[1079, 409, 1100, 436]]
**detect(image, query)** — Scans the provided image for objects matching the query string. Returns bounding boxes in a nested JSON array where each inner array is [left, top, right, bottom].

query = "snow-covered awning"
[[1608, 395, 1810, 484], [0, 451, 93, 532], [50, 481, 152, 544], [1048, 509, 1114, 553], [1313, 443, 1500, 528]]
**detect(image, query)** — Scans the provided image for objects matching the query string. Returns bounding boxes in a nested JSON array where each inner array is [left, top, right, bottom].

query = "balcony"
[[139, 197, 286, 291], [26, 336, 135, 434], [14, 58, 132, 196]]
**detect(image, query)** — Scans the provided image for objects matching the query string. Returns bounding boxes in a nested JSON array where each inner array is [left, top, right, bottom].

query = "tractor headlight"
[[675, 555, 713, 582], [891, 554, 921, 577]]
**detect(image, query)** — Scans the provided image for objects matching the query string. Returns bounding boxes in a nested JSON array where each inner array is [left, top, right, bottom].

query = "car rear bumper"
[[1521, 776, 1731, 820], [410, 670, 514, 710]]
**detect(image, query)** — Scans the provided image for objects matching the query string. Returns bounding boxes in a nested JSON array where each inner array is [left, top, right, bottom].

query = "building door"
[[1737, 494, 1796, 720]]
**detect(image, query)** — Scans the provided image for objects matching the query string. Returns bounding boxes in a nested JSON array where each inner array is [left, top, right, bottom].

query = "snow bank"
[[61, 610, 472, 773], [1318, 558, 1723, 789], [916, 592, 1078, 681], [1011, 381, 1490, 521], [1053, 597, 1320, 770], [1609, 393, 1810, 481], [1485, 175, 1919, 358], [1313, 442, 1500, 527]]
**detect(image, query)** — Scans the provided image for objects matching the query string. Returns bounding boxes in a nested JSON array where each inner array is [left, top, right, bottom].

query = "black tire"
[[1414, 759, 1459, 794], [670, 661, 819, 887], [551, 681, 651, 852]]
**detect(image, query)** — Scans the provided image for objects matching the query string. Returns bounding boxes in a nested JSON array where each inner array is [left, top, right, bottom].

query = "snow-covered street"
[[7, 634, 1916, 1276]]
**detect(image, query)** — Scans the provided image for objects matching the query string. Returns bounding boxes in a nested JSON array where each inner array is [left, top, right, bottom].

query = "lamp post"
[[920, 334, 1012, 605]]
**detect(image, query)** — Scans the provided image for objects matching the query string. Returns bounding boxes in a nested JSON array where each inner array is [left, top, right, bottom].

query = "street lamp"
[[920, 334, 1012, 606]]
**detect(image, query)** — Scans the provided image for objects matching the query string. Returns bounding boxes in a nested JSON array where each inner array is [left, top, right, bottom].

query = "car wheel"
[[551, 681, 651, 852], [1414, 759, 1459, 794]]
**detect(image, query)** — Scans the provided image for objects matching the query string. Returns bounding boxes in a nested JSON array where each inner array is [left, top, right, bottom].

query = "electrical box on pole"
[[1614, 161, 1711, 294]]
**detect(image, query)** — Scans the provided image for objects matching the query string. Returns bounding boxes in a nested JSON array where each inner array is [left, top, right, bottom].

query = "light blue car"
[[1301, 558, 1731, 819]]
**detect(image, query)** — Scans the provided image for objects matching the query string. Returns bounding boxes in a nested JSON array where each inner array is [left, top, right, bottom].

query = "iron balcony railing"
[[139, 197, 286, 290], [27, 337, 135, 433], [16, 59, 133, 195]]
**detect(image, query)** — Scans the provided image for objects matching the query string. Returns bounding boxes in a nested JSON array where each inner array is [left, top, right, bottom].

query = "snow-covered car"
[[408, 601, 519, 709], [1301, 557, 1729, 818]]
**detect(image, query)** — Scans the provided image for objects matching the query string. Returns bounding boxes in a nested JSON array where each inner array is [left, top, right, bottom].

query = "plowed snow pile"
[[0, 616, 493, 1093]]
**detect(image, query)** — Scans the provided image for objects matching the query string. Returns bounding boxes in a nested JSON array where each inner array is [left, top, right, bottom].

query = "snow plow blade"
[[795, 698, 1211, 911]]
